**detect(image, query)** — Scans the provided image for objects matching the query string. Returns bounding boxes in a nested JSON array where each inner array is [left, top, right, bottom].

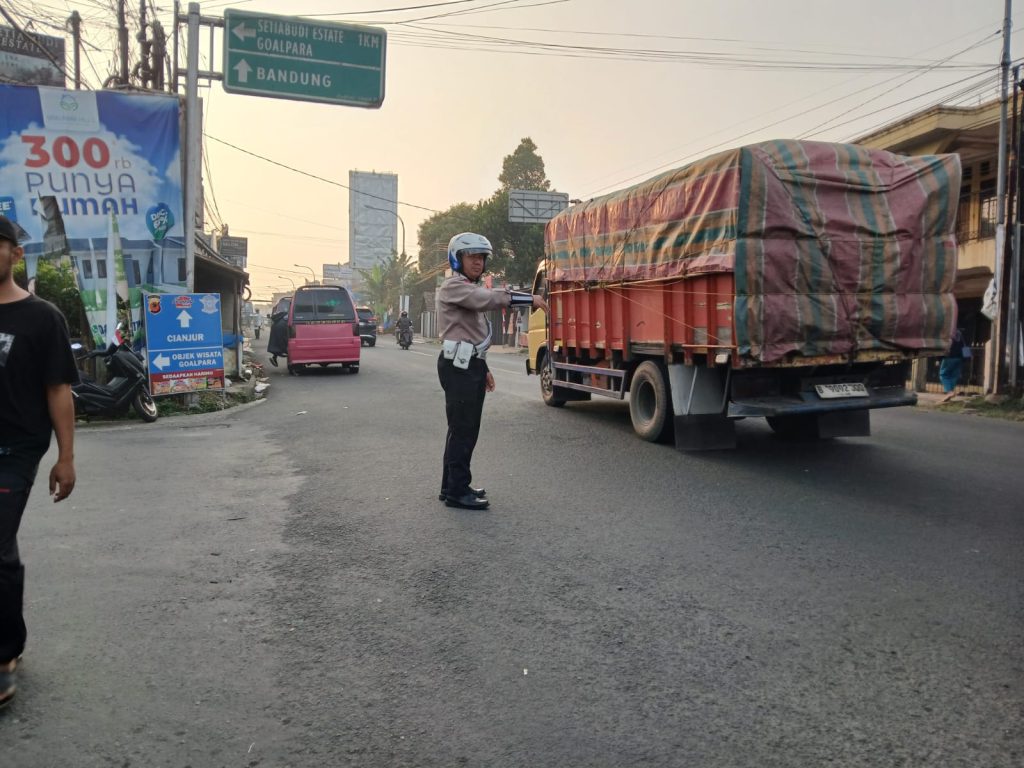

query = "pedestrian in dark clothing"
[[267, 298, 290, 367], [0, 215, 79, 709], [435, 232, 547, 510], [939, 328, 969, 402]]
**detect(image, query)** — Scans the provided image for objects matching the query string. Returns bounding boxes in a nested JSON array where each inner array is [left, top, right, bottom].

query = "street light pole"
[[294, 264, 317, 284]]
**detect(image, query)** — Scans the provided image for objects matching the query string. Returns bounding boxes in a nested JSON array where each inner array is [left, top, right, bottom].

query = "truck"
[[525, 139, 961, 450]]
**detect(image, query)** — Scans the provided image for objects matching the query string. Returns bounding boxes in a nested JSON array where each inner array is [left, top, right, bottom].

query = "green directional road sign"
[[222, 9, 386, 108]]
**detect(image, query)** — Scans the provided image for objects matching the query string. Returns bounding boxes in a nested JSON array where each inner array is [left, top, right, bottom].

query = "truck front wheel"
[[629, 360, 673, 442], [538, 350, 566, 408]]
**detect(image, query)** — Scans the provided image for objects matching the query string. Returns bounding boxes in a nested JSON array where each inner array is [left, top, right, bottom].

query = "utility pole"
[[177, 3, 224, 288], [117, 0, 129, 86], [185, 3, 200, 290], [1011, 69, 1024, 392], [991, 0, 1013, 393], [172, 0, 179, 92], [151, 20, 166, 91], [67, 11, 82, 89], [136, 0, 151, 88]]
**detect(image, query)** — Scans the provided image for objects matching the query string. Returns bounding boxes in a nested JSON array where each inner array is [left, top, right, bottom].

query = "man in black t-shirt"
[[0, 215, 79, 709]]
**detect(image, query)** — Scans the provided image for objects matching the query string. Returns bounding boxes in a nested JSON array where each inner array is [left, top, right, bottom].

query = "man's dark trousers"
[[437, 354, 487, 497], [0, 463, 36, 664]]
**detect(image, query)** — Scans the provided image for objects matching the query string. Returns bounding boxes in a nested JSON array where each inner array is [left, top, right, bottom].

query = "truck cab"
[[525, 266, 547, 376]]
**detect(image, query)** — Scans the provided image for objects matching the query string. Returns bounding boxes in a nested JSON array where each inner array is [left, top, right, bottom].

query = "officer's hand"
[[49, 459, 76, 503], [485, 372, 496, 392], [532, 295, 549, 313]]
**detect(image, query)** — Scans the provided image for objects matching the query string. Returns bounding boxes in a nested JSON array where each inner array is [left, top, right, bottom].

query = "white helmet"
[[448, 232, 492, 272]]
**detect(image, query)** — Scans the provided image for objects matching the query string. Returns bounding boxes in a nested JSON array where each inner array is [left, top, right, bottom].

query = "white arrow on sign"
[[233, 59, 252, 84], [233, 22, 256, 42], [153, 353, 171, 370], [177, 310, 193, 328]]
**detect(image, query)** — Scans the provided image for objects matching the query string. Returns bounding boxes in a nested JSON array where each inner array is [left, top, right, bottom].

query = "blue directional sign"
[[144, 293, 225, 395]]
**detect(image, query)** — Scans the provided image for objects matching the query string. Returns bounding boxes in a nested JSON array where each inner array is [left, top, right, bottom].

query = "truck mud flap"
[[817, 409, 870, 438], [673, 414, 736, 451], [768, 409, 870, 439]]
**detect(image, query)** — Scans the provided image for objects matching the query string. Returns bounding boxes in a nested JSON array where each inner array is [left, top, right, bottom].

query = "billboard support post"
[[185, 2, 200, 291]]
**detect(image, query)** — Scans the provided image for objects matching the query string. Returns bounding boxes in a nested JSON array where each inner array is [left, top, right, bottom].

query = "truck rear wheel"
[[539, 350, 566, 408], [629, 361, 673, 442]]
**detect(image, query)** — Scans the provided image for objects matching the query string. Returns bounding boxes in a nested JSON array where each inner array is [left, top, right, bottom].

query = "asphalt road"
[[2, 335, 1021, 767]]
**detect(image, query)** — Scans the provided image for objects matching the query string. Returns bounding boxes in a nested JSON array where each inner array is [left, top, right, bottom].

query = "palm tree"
[[357, 252, 419, 322]]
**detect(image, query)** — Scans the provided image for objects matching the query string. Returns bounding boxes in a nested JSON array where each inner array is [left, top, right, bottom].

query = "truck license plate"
[[815, 382, 869, 399]]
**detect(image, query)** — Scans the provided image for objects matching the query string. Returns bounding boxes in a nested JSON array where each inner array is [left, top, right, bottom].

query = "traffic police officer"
[[437, 233, 547, 510]]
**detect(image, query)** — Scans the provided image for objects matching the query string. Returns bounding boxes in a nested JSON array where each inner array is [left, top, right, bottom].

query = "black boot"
[[439, 486, 486, 502], [444, 493, 490, 510]]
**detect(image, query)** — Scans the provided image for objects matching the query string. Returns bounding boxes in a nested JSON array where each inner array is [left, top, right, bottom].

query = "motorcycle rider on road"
[[395, 311, 413, 347]]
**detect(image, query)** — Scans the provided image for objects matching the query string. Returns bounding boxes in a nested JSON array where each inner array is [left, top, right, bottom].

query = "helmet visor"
[[459, 248, 491, 258]]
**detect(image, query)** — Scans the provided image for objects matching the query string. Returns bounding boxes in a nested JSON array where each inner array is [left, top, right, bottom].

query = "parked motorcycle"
[[72, 339, 159, 423], [397, 327, 413, 350]]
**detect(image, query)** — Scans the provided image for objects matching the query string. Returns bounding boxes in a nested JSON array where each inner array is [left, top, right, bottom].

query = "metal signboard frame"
[[222, 9, 386, 108], [508, 189, 570, 224], [217, 235, 248, 267]]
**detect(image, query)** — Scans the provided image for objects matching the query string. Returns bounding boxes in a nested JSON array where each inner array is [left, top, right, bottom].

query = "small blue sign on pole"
[[144, 293, 225, 395]]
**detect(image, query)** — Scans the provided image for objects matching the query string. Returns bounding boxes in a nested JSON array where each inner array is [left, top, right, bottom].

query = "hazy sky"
[[9, 0, 1021, 298]]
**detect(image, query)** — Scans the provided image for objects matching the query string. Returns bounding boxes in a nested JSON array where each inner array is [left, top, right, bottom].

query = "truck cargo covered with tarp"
[[546, 140, 960, 364]]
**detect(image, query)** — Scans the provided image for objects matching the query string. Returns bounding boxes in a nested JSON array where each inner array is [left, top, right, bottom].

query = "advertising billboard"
[[0, 84, 186, 346], [0, 26, 65, 87], [349, 170, 397, 271]]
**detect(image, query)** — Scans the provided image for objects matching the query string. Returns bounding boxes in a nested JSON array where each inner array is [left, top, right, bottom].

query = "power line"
[[248, 262, 338, 276], [220, 200, 348, 232], [843, 77, 1008, 144], [204, 134, 440, 213], [413, 19, 974, 58], [384, 20, 992, 70], [831, 70, 1001, 141], [795, 33, 1001, 139], [304, 0, 489, 17], [579, 29, 1005, 196]]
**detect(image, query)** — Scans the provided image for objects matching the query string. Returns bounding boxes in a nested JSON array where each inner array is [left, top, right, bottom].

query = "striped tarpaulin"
[[546, 139, 960, 364]]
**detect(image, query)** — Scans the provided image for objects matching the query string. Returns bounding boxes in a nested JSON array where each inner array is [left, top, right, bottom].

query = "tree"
[[357, 251, 419, 322], [358, 262, 389, 312], [498, 138, 550, 191], [416, 202, 478, 280], [14, 259, 85, 338], [483, 138, 552, 285], [415, 137, 555, 288]]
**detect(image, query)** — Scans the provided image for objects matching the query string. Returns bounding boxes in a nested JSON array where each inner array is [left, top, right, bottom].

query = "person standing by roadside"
[[436, 233, 547, 510], [0, 215, 79, 709], [252, 309, 263, 340], [267, 297, 290, 367], [939, 327, 969, 403]]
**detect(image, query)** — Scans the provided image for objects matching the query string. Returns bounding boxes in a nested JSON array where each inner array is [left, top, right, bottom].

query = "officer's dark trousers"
[[0, 462, 36, 664], [437, 354, 487, 497]]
